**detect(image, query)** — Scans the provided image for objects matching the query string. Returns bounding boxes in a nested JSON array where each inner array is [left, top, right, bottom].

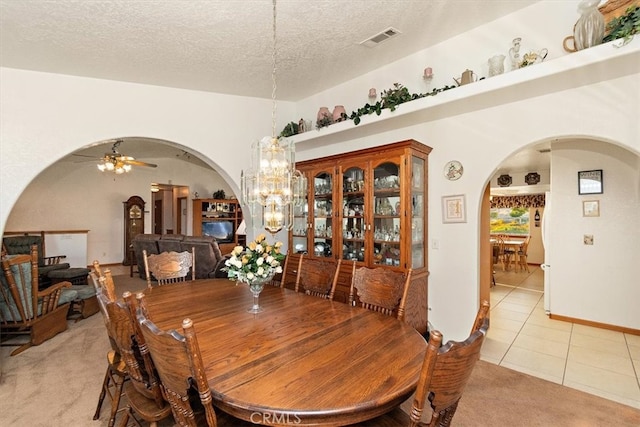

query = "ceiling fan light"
[[97, 163, 106, 172]]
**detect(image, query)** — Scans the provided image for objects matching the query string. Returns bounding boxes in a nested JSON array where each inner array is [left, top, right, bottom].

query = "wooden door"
[[154, 199, 163, 234]]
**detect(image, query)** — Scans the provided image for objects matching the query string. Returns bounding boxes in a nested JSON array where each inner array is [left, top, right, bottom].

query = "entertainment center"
[[192, 198, 244, 254]]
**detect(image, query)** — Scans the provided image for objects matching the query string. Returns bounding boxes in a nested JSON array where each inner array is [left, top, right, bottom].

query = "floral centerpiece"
[[223, 234, 285, 313], [224, 234, 285, 284]]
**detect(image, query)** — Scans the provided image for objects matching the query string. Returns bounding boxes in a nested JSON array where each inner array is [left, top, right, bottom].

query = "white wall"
[[2, 0, 639, 340], [549, 139, 640, 328]]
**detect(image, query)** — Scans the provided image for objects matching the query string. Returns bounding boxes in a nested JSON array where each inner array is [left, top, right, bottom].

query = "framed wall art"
[[582, 200, 600, 217], [442, 194, 466, 223], [578, 169, 603, 195]]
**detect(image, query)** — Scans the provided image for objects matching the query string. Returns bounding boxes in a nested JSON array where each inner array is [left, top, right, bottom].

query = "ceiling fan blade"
[[71, 153, 98, 159], [123, 159, 157, 168]]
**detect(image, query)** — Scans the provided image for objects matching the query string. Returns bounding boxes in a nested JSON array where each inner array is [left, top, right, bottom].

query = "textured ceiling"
[[1, 0, 547, 177], [0, 0, 538, 101]]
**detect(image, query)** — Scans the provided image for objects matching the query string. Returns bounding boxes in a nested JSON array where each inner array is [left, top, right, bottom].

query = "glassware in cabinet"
[[341, 166, 366, 262], [372, 160, 401, 267], [312, 170, 334, 258], [291, 195, 308, 255]]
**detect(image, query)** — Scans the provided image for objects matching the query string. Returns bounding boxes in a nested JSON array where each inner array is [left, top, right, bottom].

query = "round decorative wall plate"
[[497, 174, 513, 187], [444, 160, 464, 181]]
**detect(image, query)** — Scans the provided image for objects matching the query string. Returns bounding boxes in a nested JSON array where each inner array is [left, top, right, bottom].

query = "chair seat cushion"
[[70, 284, 97, 299], [58, 288, 79, 306], [48, 267, 90, 286]]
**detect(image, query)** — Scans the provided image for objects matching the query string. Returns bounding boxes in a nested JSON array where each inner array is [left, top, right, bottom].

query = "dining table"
[[142, 278, 427, 426]]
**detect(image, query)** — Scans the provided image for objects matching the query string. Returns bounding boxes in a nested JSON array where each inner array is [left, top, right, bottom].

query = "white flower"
[[247, 272, 255, 280], [256, 257, 264, 266], [257, 266, 265, 276], [266, 255, 274, 264], [275, 266, 283, 274]]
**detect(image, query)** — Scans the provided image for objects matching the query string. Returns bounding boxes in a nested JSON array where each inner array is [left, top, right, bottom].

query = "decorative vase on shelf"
[[508, 37, 522, 70], [317, 107, 331, 122], [488, 54, 505, 77], [332, 105, 346, 122], [574, 0, 605, 50]]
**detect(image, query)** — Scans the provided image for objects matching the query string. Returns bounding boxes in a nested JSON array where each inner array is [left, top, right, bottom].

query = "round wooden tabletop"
[[143, 279, 426, 426]]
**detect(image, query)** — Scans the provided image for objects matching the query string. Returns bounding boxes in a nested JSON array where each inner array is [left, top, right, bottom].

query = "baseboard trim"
[[549, 314, 640, 336]]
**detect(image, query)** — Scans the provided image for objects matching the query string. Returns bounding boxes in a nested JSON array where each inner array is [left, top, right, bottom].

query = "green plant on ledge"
[[279, 121, 299, 138], [315, 114, 333, 129], [347, 82, 457, 125], [603, 6, 640, 44]]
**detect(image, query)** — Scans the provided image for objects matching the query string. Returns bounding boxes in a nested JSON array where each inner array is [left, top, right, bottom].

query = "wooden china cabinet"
[[289, 140, 431, 333]]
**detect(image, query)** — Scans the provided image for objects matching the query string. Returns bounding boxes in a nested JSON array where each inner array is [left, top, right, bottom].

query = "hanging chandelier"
[[241, 0, 305, 235]]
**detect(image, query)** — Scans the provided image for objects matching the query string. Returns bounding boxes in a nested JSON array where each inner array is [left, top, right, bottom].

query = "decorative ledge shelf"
[[292, 37, 639, 149]]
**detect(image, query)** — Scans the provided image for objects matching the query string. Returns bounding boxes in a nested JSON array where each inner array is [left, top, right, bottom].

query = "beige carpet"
[[1, 273, 639, 426]]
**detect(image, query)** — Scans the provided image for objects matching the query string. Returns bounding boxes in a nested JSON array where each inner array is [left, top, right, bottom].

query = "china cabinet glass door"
[[372, 159, 402, 267], [341, 166, 366, 263], [410, 155, 426, 268], [312, 170, 334, 258], [291, 177, 309, 255]]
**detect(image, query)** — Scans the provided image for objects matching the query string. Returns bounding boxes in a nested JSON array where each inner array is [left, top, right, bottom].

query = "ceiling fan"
[[77, 139, 157, 173]]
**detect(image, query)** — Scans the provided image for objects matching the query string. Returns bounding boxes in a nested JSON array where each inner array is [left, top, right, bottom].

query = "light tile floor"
[[484, 266, 640, 409]]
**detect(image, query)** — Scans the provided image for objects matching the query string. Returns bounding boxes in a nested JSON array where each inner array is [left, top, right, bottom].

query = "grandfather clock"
[[123, 195, 145, 265]]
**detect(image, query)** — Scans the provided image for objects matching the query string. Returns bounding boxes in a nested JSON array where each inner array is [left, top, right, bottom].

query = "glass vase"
[[574, 0, 605, 50], [245, 274, 274, 313]]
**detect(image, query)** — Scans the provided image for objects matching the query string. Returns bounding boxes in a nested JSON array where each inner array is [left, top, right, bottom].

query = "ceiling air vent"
[[538, 148, 551, 153], [360, 27, 401, 47]]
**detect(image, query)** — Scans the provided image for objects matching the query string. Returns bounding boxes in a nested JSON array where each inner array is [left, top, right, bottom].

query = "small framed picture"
[[578, 169, 603, 195], [442, 194, 466, 223], [582, 200, 600, 217]]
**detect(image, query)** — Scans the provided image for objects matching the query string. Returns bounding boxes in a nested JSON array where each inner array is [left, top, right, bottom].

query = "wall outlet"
[[583, 235, 594, 245], [431, 239, 439, 250]]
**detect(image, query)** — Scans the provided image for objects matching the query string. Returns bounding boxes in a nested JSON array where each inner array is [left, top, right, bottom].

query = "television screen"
[[202, 221, 234, 243]]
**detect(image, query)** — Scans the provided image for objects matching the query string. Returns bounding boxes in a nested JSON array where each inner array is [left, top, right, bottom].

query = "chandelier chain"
[[271, 0, 277, 139]]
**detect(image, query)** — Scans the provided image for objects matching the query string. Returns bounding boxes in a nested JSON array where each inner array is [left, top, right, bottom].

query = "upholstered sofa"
[[131, 234, 228, 280]]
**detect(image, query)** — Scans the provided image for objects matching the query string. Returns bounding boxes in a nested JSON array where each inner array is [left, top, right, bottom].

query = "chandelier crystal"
[[241, 0, 305, 235]]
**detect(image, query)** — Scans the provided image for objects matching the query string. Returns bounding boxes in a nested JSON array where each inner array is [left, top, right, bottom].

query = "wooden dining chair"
[[102, 291, 172, 427], [494, 235, 511, 271], [279, 252, 303, 290], [143, 247, 195, 290], [92, 275, 128, 427], [348, 300, 490, 427], [516, 235, 531, 273], [135, 293, 251, 427], [296, 257, 341, 300], [349, 262, 412, 321]]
